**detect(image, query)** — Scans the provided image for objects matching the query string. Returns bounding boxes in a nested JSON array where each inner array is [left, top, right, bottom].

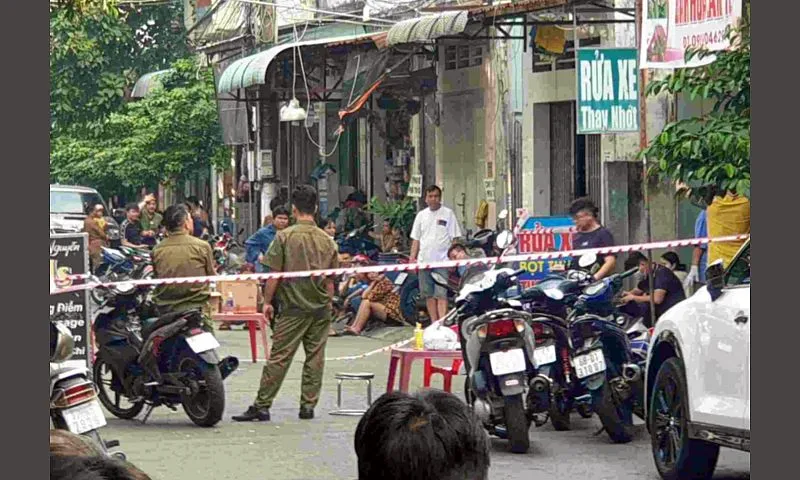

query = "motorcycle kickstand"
[[140, 403, 156, 424], [593, 426, 606, 436]]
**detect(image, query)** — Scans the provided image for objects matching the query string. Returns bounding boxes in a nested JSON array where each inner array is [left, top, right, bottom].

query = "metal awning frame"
[[216, 43, 434, 105], [436, 0, 636, 49]]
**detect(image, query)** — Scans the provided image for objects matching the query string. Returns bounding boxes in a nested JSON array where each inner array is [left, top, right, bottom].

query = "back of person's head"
[[50, 430, 105, 457], [50, 454, 152, 480], [661, 251, 685, 271], [291, 185, 318, 216], [568, 197, 599, 218], [354, 390, 490, 480], [163, 204, 190, 233]]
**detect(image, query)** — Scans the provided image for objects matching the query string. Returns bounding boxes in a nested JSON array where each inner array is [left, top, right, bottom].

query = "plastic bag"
[[423, 323, 460, 351]]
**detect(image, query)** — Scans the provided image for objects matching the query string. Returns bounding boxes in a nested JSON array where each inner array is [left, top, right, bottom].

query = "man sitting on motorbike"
[[619, 252, 686, 327], [151, 204, 217, 331], [336, 191, 370, 233]]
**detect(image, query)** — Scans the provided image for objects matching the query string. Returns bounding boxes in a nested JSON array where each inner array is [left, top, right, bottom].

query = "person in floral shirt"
[[343, 272, 405, 335]]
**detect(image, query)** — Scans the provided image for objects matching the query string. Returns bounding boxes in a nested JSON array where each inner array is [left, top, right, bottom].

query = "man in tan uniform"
[[233, 185, 339, 422], [151, 204, 216, 331]]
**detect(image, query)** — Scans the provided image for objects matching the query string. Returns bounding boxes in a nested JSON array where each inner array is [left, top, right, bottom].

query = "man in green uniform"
[[140, 195, 163, 248], [233, 185, 339, 422], [151, 204, 217, 331]]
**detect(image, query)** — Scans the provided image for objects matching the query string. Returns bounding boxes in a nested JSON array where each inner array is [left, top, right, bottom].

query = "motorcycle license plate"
[[489, 349, 526, 376], [572, 349, 607, 379], [185, 332, 220, 353], [393, 273, 408, 285], [533, 345, 557, 366], [62, 400, 107, 435]]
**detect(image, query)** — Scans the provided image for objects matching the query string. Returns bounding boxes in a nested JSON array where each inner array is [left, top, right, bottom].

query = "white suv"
[[645, 238, 750, 480]]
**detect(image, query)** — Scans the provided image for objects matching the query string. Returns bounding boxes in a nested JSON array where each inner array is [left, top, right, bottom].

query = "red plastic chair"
[[423, 358, 463, 393]]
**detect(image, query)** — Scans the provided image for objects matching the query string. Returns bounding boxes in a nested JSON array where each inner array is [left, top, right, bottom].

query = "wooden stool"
[[330, 372, 375, 416]]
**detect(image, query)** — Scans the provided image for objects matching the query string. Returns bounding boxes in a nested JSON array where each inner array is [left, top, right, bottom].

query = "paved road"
[[101, 329, 750, 480]]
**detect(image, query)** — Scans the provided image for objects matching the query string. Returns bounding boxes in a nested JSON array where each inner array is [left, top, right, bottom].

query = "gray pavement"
[[101, 328, 750, 480]]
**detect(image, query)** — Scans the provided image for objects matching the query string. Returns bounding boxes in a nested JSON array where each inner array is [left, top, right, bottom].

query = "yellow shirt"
[[707, 193, 750, 267]]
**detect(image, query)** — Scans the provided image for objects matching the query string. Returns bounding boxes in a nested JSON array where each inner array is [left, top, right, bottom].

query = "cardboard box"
[[217, 281, 259, 313], [209, 291, 223, 314]]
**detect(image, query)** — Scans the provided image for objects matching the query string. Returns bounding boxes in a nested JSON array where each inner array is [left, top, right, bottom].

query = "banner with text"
[[50, 233, 91, 367], [640, 0, 743, 69], [576, 47, 640, 134], [513, 216, 576, 289]]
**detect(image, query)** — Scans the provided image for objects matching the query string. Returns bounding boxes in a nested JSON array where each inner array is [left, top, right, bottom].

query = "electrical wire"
[[235, 0, 399, 25]]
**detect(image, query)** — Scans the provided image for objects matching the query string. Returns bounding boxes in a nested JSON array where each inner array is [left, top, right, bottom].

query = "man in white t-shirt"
[[410, 185, 463, 321]]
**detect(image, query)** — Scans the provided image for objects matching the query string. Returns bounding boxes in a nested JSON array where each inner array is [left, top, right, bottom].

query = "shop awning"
[[386, 11, 469, 47], [216, 32, 386, 94], [131, 69, 174, 98]]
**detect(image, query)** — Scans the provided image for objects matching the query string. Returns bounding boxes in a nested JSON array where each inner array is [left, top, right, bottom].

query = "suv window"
[[725, 243, 750, 287], [50, 191, 106, 215]]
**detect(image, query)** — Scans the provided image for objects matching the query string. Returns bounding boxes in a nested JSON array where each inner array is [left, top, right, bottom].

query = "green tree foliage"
[[367, 197, 419, 236], [640, 13, 750, 198], [51, 59, 229, 195]]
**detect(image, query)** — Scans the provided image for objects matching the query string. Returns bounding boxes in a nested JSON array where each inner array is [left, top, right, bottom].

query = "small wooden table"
[[386, 347, 463, 393], [212, 313, 270, 363]]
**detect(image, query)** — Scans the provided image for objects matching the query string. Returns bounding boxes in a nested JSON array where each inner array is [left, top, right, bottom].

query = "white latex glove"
[[684, 265, 699, 287]]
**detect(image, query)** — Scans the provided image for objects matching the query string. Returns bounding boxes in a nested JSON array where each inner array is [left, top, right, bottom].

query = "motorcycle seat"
[[141, 310, 200, 340]]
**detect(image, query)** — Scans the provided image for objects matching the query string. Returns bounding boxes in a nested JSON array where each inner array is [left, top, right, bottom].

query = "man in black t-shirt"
[[120, 203, 148, 249], [568, 197, 617, 280], [620, 252, 686, 326]]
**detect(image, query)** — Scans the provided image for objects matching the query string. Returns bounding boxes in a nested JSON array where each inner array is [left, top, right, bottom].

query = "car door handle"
[[734, 312, 749, 324]]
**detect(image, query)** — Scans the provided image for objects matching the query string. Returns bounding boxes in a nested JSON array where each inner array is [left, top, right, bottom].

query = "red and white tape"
[[52, 234, 749, 296]]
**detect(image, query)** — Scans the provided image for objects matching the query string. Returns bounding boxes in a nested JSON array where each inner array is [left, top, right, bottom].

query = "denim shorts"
[[419, 268, 448, 299]]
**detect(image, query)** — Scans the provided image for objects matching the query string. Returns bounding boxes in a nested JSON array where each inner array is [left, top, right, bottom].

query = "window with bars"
[[444, 44, 484, 70]]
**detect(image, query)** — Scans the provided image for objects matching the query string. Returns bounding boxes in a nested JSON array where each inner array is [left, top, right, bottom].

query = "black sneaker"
[[299, 407, 314, 420], [232, 405, 271, 422]]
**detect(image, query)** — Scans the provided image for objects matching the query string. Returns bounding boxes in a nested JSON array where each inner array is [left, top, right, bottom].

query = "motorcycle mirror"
[[495, 230, 515, 250], [498, 209, 509, 220], [431, 271, 449, 287], [578, 252, 598, 268], [543, 288, 564, 301]]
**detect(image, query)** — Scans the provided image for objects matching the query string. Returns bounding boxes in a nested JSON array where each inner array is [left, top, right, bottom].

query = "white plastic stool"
[[330, 372, 375, 416]]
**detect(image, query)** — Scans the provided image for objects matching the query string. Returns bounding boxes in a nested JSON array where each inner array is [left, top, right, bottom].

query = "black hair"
[[269, 196, 285, 213], [125, 203, 140, 213], [291, 184, 318, 215], [568, 197, 599, 218], [85, 203, 102, 215], [185, 196, 199, 207], [425, 185, 442, 196], [272, 206, 290, 218], [50, 454, 151, 480], [354, 390, 490, 480], [661, 251, 687, 272], [624, 251, 648, 270], [163, 204, 190, 233], [448, 243, 467, 258]]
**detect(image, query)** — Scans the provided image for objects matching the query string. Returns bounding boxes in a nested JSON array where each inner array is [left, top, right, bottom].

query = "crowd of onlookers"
[[51, 389, 491, 480]]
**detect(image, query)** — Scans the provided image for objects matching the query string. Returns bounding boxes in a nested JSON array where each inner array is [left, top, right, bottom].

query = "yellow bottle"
[[414, 323, 424, 350]]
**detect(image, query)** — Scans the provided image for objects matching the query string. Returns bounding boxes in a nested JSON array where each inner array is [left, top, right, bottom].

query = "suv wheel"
[[649, 358, 720, 480]]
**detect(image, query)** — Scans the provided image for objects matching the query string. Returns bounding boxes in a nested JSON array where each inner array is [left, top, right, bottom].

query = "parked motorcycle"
[[210, 231, 246, 275], [437, 232, 539, 454], [50, 319, 124, 459], [91, 246, 153, 304], [91, 283, 239, 427], [566, 259, 645, 443]]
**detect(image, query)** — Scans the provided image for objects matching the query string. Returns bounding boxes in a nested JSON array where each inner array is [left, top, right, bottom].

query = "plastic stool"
[[423, 358, 463, 393], [330, 372, 375, 416]]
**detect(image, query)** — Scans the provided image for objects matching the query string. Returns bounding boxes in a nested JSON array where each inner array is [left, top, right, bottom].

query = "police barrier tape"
[[52, 234, 749, 296]]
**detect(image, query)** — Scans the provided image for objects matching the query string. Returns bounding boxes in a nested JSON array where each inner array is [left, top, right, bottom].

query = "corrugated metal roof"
[[216, 32, 386, 94], [131, 69, 174, 99], [386, 11, 470, 47], [468, 0, 572, 19]]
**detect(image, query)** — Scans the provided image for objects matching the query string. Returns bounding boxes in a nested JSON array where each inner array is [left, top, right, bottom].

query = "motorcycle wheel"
[[549, 389, 572, 431], [649, 358, 719, 480], [503, 394, 531, 454], [576, 403, 594, 418], [93, 359, 145, 420], [594, 381, 635, 444], [175, 350, 225, 428]]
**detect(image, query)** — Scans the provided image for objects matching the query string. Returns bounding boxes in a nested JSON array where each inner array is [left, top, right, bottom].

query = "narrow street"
[[102, 330, 750, 480]]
